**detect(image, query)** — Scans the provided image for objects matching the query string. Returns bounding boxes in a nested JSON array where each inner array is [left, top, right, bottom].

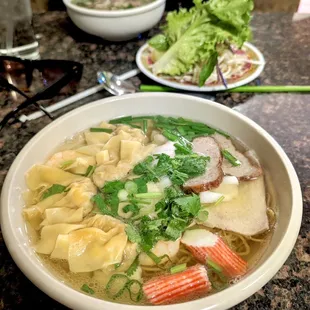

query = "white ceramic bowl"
[[1, 93, 302, 310], [62, 0, 166, 41]]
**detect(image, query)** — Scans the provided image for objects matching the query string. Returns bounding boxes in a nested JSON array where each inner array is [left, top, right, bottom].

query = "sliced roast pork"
[[183, 137, 223, 193], [212, 133, 262, 180], [202, 176, 269, 236]]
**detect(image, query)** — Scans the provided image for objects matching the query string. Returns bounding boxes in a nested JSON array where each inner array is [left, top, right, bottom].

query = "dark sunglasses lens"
[[40, 66, 80, 95], [0, 60, 28, 90]]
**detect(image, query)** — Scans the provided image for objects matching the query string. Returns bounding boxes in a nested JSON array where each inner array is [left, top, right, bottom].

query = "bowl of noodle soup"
[[62, 0, 166, 41], [0, 93, 302, 310]]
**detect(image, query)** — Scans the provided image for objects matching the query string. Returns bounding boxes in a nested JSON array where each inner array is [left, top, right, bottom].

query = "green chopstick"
[[139, 84, 310, 93]]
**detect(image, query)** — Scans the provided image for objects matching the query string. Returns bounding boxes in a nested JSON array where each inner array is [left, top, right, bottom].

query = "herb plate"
[[136, 42, 265, 92]]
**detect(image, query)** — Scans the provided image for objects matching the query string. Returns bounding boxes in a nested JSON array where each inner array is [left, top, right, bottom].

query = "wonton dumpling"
[[115, 125, 147, 144], [32, 193, 66, 213], [50, 234, 69, 259], [76, 144, 104, 156], [84, 132, 112, 145], [26, 165, 84, 191], [35, 223, 85, 254], [93, 162, 132, 188], [54, 179, 97, 216], [68, 228, 127, 272], [98, 121, 116, 130], [42, 207, 84, 225], [116, 242, 138, 272], [83, 214, 125, 233], [23, 207, 42, 230], [45, 150, 96, 175]]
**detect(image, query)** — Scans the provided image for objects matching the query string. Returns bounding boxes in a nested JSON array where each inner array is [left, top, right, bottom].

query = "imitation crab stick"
[[143, 264, 211, 305], [181, 229, 247, 278]]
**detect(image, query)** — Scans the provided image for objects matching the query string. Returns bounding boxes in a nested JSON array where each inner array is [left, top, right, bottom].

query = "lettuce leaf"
[[149, 0, 254, 85]]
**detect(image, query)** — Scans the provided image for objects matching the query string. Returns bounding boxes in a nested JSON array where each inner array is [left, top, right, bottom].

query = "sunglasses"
[[0, 56, 83, 131]]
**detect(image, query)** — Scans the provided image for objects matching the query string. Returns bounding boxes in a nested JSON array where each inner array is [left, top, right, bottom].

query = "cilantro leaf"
[[103, 180, 124, 194], [125, 223, 142, 244], [41, 184, 66, 200], [92, 194, 115, 217], [133, 177, 148, 193], [173, 195, 201, 216]]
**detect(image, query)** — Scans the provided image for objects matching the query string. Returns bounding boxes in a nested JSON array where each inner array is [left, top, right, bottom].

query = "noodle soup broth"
[[22, 115, 277, 305]]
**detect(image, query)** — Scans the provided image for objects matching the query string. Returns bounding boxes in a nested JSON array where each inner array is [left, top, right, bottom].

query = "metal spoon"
[[97, 70, 216, 101], [97, 70, 138, 96]]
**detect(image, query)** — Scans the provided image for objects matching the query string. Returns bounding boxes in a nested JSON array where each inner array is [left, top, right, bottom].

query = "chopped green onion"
[[59, 160, 74, 169], [214, 128, 230, 138], [197, 210, 209, 222], [114, 263, 121, 269], [207, 259, 222, 273], [84, 165, 96, 177], [118, 189, 129, 201], [134, 192, 162, 199], [214, 195, 225, 206], [146, 251, 162, 264], [142, 120, 148, 133], [124, 123, 142, 129], [125, 181, 138, 194], [162, 129, 179, 141], [109, 116, 133, 124], [106, 274, 129, 299], [126, 256, 139, 277], [81, 284, 95, 295], [222, 150, 241, 167], [126, 279, 143, 302], [90, 127, 113, 133], [170, 263, 187, 274]]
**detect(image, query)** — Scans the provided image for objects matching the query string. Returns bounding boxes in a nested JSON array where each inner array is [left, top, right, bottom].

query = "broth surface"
[[23, 116, 277, 305]]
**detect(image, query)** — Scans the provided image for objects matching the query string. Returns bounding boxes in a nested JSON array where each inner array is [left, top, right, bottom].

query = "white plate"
[[136, 42, 265, 92]]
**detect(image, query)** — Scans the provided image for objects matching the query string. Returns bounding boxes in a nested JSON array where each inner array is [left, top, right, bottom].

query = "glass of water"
[[0, 0, 40, 59]]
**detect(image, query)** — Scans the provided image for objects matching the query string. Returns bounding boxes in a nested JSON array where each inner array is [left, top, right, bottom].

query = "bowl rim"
[[0, 93, 303, 310], [62, 0, 166, 17]]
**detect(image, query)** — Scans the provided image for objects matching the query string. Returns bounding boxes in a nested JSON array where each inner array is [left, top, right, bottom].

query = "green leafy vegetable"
[[125, 223, 142, 244], [132, 153, 208, 186], [81, 284, 95, 295], [41, 184, 66, 200], [149, 0, 254, 86], [92, 194, 116, 217], [133, 177, 148, 193], [89, 127, 113, 133], [199, 51, 218, 86], [222, 150, 241, 166], [149, 34, 169, 51]]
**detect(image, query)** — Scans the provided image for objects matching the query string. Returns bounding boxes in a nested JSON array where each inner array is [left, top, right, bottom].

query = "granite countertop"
[[0, 11, 309, 310]]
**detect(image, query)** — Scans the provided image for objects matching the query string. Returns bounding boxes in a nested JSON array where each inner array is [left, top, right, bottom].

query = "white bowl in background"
[[62, 0, 166, 41], [0, 93, 302, 310]]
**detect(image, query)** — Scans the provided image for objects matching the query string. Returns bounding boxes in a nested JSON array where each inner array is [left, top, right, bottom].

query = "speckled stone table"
[[0, 12, 309, 310]]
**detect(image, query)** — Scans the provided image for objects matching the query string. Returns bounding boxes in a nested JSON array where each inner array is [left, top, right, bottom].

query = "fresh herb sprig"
[[125, 186, 203, 252], [133, 153, 209, 186], [41, 184, 67, 200]]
